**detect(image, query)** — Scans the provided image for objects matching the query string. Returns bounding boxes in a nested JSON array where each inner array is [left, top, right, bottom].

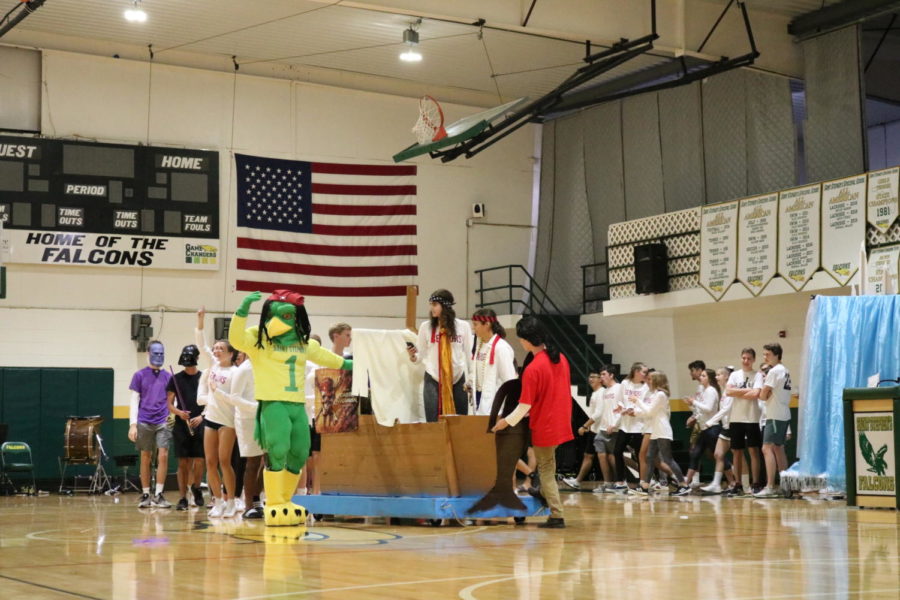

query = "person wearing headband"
[[470, 308, 517, 416], [229, 289, 351, 526], [407, 289, 474, 422]]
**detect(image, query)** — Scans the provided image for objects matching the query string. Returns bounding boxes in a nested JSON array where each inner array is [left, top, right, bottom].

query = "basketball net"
[[412, 95, 448, 145]]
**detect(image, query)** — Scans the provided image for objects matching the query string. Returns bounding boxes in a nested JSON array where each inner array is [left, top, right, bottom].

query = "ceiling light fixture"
[[399, 22, 422, 63], [124, 0, 147, 23]]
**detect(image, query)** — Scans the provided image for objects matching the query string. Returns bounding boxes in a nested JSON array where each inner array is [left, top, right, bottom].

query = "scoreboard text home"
[[0, 136, 220, 271]]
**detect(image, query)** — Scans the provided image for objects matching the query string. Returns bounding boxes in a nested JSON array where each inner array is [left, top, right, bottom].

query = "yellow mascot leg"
[[263, 470, 287, 527], [282, 470, 306, 526]]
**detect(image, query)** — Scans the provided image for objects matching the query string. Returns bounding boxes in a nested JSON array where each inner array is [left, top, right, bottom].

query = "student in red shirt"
[[492, 316, 573, 529]]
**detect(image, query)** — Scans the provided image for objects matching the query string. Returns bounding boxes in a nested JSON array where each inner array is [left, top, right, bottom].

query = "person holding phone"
[[406, 289, 474, 422]]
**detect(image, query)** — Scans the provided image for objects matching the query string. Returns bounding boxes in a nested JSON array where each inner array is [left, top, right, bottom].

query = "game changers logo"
[[185, 242, 218, 265]]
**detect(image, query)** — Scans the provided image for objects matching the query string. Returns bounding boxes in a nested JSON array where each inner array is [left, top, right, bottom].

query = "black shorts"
[[579, 431, 597, 455], [205, 419, 224, 431], [309, 425, 321, 453], [730, 422, 762, 450], [173, 419, 205, 458]]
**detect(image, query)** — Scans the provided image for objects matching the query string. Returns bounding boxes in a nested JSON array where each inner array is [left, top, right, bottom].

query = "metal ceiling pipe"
[[789, 0, 900, 39], [0, 0, 47, 39]]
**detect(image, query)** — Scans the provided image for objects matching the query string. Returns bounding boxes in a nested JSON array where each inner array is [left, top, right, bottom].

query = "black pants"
[[614, 432, 643, 483]]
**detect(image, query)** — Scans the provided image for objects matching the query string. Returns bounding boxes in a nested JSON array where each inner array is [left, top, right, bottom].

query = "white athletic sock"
[[711, 471, 723, 487], [142, 487, 150, 495], [155, 483, 164, 496], [692, 473, 700, 485]]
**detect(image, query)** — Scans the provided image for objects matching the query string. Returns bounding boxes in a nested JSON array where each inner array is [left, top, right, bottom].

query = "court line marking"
[[0, 573, 103, 599], [228, 555, 900, 600]]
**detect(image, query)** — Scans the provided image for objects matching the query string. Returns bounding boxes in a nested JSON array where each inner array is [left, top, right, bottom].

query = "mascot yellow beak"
[[266, 317, 293, 337]]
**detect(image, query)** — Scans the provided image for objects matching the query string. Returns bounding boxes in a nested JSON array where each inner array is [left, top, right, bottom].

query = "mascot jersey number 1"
[[230, 290, 351, 526]]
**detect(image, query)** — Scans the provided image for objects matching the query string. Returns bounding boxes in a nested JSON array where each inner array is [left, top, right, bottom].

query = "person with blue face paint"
[[128, 340, 174, 509]]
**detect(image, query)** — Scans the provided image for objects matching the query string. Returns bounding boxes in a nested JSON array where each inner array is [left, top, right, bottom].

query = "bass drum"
[[64, 416, 103, 463]]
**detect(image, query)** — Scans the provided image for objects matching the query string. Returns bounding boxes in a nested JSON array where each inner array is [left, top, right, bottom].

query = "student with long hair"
[[613, 363, 648, 491], [632, 371, 690, 496], [197, 338, 240, 518], [683, 368, 721, 488], [701, 367, 736, 495], [492, 317, 573, 529], [407, 289, 474, 421], [470, 308, 517, 416]]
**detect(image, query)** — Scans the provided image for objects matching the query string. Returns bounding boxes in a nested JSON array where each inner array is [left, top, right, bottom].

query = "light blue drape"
[[794, 295, 900, 491]]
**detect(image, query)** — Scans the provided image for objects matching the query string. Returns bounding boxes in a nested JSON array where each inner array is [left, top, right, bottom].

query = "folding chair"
[[1, 441, 37, 495]]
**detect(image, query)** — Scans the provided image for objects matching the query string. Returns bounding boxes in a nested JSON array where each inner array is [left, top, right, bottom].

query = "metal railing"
[[473, 264, 608, 386], [581, 261, 609, 314]]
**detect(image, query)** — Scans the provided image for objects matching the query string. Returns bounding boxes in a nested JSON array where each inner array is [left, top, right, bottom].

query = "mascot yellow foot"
[[263, 469, 307, 527]]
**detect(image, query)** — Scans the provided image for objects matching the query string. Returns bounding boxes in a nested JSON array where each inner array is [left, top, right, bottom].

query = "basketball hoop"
[[412, 95, 448, 145]]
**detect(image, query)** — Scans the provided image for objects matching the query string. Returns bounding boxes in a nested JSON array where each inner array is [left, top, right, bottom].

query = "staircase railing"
[[473, 264, 608, 386]]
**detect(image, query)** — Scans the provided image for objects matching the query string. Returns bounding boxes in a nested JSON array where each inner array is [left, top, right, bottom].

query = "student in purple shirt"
[[127, 340, 174, 508]]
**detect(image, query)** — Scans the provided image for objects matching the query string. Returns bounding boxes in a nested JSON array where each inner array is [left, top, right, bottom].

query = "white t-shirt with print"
[[763, 363, 792, 422]]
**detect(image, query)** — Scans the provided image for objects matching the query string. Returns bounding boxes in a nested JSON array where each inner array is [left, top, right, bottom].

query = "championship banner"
[[778, 184, 821, 291], [314, 368, 358, 433], [737, 193, 778, 296], [699, 201, 739, 300], [0, 136, 219, 271], [866, 166, 899, 234], [821, 174, 866, 286], [866, 244, 900, 295], [854, 412, 895, 497]]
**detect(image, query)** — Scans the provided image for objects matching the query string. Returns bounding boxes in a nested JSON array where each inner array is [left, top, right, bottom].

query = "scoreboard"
[[0, 136, 220, 270]]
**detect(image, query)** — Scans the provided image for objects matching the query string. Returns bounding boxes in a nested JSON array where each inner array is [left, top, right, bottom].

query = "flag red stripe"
[[237, 259, 418, 277], [311, 224, 416, 236], [312, 203, 416, 216], [237, 237, 416, 257], [312, 183, 416, 196], [312, 162, 416, 176], [236, 279, 408, 297]]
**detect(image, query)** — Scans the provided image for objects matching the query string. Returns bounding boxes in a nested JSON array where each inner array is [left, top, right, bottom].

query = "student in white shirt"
[[700, 367, 737, 494], [684, 368, 721, 488], [564, 368, 604, 490], [613, 363, 648, 490], [724, 348, 764, 495], [580, 366, 621, 493], [755, 343, 792, 498], [470, 309, 517, 416], [407, 289, 474, 421]]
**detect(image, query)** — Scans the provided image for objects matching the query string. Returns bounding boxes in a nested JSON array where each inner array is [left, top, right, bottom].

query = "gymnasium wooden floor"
[[0, 488, 897, 600]]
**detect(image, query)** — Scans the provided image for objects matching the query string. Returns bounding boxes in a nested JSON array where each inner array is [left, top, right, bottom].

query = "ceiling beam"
[[789, 0, 900, 38]]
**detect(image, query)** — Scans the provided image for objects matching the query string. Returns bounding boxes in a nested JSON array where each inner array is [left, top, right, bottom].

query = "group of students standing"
[[567, 343, 794, 499]]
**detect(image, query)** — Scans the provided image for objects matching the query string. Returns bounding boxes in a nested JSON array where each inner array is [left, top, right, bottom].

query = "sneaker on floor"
[[561, 477, 580, 490], [176, 497, 189, 511], [650, 481, 665, 492], [138, 493, 152, 508], [537, 517, 566, 529], [152, 493, 172, 508], [208, 498, 225, 518], [243, 504, 264, 519], [722, 486, 743, 497], [592, 485, 607, 494], [753, 486, 781, 498], [223, 499, 237, 518], [673, 486, 692, 497], [612, 483, 628, 493], [234, 497, 245, 512], [628, 487, 649, 496], [192, 486, 204, 507], [700, 483, 722, 495]]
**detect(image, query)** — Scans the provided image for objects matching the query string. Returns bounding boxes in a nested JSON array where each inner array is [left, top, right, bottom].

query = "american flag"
[[234, 153, 417, 297]]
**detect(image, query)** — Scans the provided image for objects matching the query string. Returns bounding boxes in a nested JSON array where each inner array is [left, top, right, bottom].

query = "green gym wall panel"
[[39, 369, 80, 479]]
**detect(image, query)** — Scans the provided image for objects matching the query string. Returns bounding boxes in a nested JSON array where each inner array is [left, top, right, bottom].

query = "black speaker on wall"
[[634, 243, 668, 294]]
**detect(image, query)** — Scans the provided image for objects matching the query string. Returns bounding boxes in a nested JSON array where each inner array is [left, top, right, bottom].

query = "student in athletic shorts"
[[614, 363, 648, 491], [166, 344, 205, 511], [724, 348, 764, 495], [700, 367, 736, 495], [754, 343, 792, 498], [582, 365, 621, 493], [128, 340, 174, 509]]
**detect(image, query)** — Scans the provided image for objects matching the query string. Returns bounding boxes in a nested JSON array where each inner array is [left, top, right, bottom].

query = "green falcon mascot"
[[230, 289, 351, 526]]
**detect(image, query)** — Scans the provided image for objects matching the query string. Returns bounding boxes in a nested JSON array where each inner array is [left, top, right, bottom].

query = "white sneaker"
[[234, 497, 245, 512], [592, 485, 606, 494], [223, 499, 237, 518], [208, 498, 225, 518], [562, 477, 580, 490], [753, 486, 781, 498], [296, 487, 308, 496], [701, 483, 722, 494], [650, 481, 665, 492]]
